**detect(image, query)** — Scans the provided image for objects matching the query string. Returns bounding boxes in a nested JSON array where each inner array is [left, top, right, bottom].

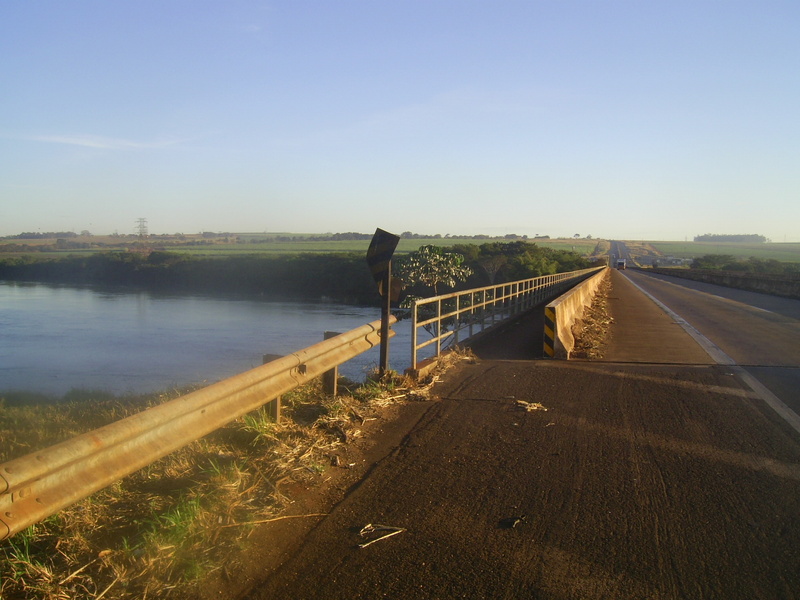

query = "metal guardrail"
[[410, 267, 603, 369], [0, 316, 396, 540]]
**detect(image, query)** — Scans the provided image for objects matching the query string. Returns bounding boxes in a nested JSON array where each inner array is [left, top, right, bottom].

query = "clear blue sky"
[[2, 1, 798, 241]]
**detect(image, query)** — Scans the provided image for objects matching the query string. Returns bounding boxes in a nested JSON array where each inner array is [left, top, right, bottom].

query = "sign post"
[[366, 228, 401, 377]]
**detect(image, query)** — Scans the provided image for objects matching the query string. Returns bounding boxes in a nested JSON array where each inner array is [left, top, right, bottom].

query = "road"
[[609, 239, 633, 267], [234, 268, 800, 600], [618, 268, 800, 423]]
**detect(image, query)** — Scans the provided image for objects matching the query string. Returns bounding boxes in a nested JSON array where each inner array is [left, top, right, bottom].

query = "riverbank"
[[0, 355, 463, 600], [0, 252, 380, 304]]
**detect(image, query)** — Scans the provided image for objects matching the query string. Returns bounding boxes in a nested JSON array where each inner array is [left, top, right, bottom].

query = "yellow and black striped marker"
[[543, 305, 556, 358]]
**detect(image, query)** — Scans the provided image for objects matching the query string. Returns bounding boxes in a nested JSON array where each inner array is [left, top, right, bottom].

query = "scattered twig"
[[358, 523, 406, 548], [58, 558, 98, 585], [516, 400, 548, 412], [95, 576, 120, 600], [220, 513, 328, 528]]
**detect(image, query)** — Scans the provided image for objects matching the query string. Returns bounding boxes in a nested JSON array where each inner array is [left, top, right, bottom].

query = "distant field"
[[0, 236, 601, 257], [646, 241, 800, 262], [148, 237, 600, 256]]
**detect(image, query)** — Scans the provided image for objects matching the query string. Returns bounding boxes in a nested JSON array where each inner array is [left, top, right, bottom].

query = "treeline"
[[245, 231, 549, 243], [448, 241, 590, 285], [694, 234, 767, 243], [691, 255, 800, 276], [0, 243, 592, 303], [0, 252, 378, 303], [9, 231, 80, 239], [393, 241, 592, 302]]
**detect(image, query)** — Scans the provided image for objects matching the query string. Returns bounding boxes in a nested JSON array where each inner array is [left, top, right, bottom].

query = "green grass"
[[174, 239, 599, 257], [646, 241, 800, 262], [1, 236, 602, 258]]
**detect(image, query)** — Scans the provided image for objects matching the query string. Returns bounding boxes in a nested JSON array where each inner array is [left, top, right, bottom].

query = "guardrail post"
[[322, 331, 340, 396], [262, 353, 283, 422]]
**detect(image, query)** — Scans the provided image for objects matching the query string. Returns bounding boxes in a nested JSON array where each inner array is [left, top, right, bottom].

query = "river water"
[[0, 282, 421, 397]]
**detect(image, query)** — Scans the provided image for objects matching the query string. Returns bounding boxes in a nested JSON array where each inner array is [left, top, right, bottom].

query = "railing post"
[[322, 331, 340, 396], [435, 298, 442, 357], [469, 291, 475, 338], [261, 353, 283, 422], [411, 299, 419, 370], [454, 295, 461, 345]]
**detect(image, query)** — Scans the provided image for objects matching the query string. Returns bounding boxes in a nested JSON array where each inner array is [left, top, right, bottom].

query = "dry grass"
[[0, 360, 461, 600], [570, 270, 614, 359]]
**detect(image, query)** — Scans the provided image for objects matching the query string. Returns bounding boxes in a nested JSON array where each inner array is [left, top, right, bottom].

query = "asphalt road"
[[618, 268, 800, 422], [237, 269, 800, 600]]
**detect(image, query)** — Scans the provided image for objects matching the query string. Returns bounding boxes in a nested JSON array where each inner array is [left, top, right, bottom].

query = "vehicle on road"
[[617, 259, 627, 269]]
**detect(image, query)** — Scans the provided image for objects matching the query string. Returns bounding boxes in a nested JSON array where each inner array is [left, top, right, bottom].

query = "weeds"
[[0, 359, 461, 599]]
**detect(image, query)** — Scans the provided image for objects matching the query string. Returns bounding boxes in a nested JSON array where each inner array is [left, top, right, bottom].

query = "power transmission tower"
[[136, 218, 148, 239]]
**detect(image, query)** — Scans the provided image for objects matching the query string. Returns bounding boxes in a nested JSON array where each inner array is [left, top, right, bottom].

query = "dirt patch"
[[570, 270, 613, 359]]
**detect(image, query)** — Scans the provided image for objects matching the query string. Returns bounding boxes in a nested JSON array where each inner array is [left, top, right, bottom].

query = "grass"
[[0, 356, 464, 599], [0, 234, 602, 258], [163, 237, 599, 257]]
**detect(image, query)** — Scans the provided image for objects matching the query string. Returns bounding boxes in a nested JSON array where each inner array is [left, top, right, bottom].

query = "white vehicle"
[[616, 259, 627, 270]]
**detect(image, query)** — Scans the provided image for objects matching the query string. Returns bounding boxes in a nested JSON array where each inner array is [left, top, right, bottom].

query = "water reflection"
[[1, 282, 422, 397]]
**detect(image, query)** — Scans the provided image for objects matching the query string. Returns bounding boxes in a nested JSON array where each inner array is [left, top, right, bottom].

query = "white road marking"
[[644, 272, 779, 315], [623, 273, 800, 436]]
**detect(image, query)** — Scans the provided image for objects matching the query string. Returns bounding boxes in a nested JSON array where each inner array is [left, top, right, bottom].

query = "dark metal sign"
[[366, 228, 401, 376], [366, 228, 400, 296]]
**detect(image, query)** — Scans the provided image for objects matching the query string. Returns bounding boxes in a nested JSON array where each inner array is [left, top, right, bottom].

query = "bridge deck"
[[240, 270, 800, 600]]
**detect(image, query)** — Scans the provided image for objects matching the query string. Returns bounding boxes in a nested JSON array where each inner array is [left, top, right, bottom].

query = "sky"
[[1, 1, 798, 241]]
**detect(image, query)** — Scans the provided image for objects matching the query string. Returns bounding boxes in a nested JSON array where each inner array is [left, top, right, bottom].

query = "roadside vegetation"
[[687, 254, 800, 276], [0, 359, 460, 600], [0, 241, 594, 304], [647, 241, 800, 263]]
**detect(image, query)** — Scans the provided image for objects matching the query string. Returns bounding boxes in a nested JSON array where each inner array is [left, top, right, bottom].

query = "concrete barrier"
[[543, 267, 608, 359]]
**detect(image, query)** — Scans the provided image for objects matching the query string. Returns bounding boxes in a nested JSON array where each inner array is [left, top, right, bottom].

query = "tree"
[[480, 255, 507, 284], [395, 245, 472, 296]]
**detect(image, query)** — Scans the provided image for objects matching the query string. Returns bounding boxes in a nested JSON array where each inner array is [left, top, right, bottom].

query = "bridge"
[[239, 265, 800, 599], [3, 257, 799, 598]]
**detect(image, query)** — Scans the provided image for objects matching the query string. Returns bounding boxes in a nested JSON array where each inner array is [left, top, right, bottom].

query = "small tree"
[[396, 245, 472, 296], [396, 245, 473, 339]]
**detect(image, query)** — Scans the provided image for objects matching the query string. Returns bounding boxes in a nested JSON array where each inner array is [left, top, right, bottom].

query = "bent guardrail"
[[410, 267, 603, 370], [0, 316, 395, 540]]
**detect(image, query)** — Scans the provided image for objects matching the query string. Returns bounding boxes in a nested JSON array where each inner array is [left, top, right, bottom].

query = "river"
[[0, 281, 422, 398]]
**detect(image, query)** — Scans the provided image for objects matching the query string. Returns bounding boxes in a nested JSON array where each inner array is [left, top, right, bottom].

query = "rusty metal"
[[0, 316, 396, 540], [410, 267, 603, 369]]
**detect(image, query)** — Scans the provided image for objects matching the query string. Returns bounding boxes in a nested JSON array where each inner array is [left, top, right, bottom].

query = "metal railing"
[[410, 267, 603, 369], [0, 316, 395, 540]]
